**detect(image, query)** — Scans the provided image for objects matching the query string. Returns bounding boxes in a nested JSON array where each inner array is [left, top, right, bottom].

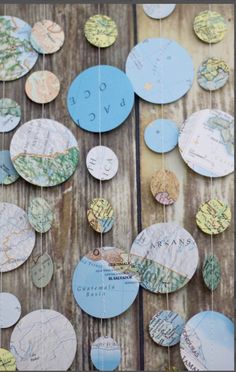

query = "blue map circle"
[[67, 65, 134, 133], [126, 38, 194, 104], [144, 119, 179, 153], [91, 336, 121, 371]]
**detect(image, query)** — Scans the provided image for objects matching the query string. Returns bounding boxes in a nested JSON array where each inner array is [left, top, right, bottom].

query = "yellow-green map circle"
[[196, 199, 231, 234], [84, 14, 118, 48], [194, 10, 227, 43]]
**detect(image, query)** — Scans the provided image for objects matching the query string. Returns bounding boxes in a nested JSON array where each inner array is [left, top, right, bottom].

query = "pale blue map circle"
[[67, 65, 134, 133], [0, 292, 21, 328], [91, 336, 121, 371], [125, 38, 194, 104], [144, 119, 179, 153], [180, 311, 234, 371], [143, 4, 176, 19]]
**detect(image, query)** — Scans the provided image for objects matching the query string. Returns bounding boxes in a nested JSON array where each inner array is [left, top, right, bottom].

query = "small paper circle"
[[150, 169, 180, 205], [0, 349, 16, 371], [202, 255, 221, 291], [91, 336, 121, 371], [149, 310, 185, 346], [143, 4, 176, 19], [30, 20, 65, 54], [194, 10, 227, 44], [31, 253, 54, 288], [198, 57, 229, 91], [86, 146, 118, 181], [25, 71, 60, 104], [196, 199, 231, 235], [87, 198, 114, 233], [144, 119, 178, 153], [0, 150, 19, 185], [28, 197, 54, 233], [0, 292, 21, 328], [84, 15, 118, 48], [0, 98, 21, 133]]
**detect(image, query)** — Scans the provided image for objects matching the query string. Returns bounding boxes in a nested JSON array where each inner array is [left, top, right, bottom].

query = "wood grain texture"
[[0, 3, 234, 371]]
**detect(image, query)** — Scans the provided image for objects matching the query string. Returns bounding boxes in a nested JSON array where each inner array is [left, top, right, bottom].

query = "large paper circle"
[[10, 118, 79, 187], [0, 292, 21, 328], [130, 223, 198, 293], [72, 247, 139, 319], [125, 38, 194, 104], [91, 336, 121, 371]]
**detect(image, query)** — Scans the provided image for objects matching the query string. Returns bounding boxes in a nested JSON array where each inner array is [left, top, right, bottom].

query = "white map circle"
[[0, 292, 21, 328], [10, 309, 77, 371], [178, 109, 234, 177], [143, 4, 176, 19], [0, 203, 35, 272], [86, 146, 118, 181]]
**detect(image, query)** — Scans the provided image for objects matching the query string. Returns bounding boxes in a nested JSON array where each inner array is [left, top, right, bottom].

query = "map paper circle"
[[67, 65, 134, 133], [194, 10, 227, 44], [0, 349, 16, 371], [0, 98, 21, 133], [180, 311, 234, 371], [30, 20, 65, 54], [0, 16, 38, 81], [25, 71, 60, 104], [144, 119, 179, 153], [196, 199, 231, 235], [143, 4, 176, 19], [86, 146, 118, 181], [178, 109, 234, 177], [125, 38, 194, 104], [31, 253, 54, 288], [150, 169, 179, 205], [197, 57, 229, 91], [130, 223, 199, 293], [202, 255, 221, 291], [149, 310, 185, 347], [87, 198, 114, 233], [10, 309, 77, 371], [10, 118, 79, 187], [0, 150, 19, 185], [0, 292, 21, 328], [28, 197, 54, 233], [84, 15, 118, 48], [0, 202, 35, 273], [91, 336, 121, 371], [72, 247, 139, 319]]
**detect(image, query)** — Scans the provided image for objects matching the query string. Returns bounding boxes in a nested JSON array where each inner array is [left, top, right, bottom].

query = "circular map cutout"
[[180, 311, 234, 371], [202, 254, 221, 291], [10, 118, 79, 187], [0, 150, 19, 185], [0, 349, 16, 371], [31, 253, 54, 288], [25, 71, 60, 104], [72, 247, 139, 318], [0, 16, 38, 81], [0, 98, 21, 133], [125, 38, 194, 104], [150, 170, 180, 205], [130, 223, 199, 293], [86, 146, 118, 181], [91, 336, 121, 371], [0, 292, 21, 328], [30, 20, 65, 54], [145, 119, 179, 153], [84, 15, 118, 48], [143, 4, 176, 19], [194, 10, 227, 44], [196, 199, 231, 235], [178, 109, 234, 177], [198, 57, 229, 91], [0, 202, 35, 272], [87, 198, 114, 233], [28, 197, 54, 233]]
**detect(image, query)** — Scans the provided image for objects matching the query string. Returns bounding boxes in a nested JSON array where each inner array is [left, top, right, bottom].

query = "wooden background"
[[0, 3, 234, 371]]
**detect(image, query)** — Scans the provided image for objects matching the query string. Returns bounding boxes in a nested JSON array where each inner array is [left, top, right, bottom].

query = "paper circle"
[[25, 71, 60, 104], [194, 10, 227, 44], [0, 292, 21, 328], [0, 98, 21, 133], [180, 311, 234, 371], [0, 203, 35, 272], [87, 198, 114, 233], [178, 109, 234, 177], [30, 19, 65, 54], [149, 310, 185, 347], [91, 336, 121, 371], [0, 150, 19, 185], [72, 247, 139, 319], [84, 15, 118, 48], [67, 65, 134, 133], [125, 38, 194, 104], [130, 223, 199, 293], [150, 169, 179, 205], [144, 119, 179, 153], [143, 4, 176, 19], [198, 57, 229, 91], [196, 199, 231, 235], [31, 253, 54, 288], [202, 255, 221, 291], [86, 146, 118, 181], [10, 309, 77, 371], [10, 118, 79, 187], [0, 349, 16, 371], [28, 197, 54, 233], [0, 16, 38, 81]]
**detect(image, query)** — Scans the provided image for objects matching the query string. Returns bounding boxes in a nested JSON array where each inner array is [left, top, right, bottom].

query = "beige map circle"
[[25, 70, 60, 104], [30, 19, 65, 54], [87, 198, 114, 233], [0, 348, 16, 371], [84, 14, 118, 48], [150, 169, 179, 205], [194, 10, 227, 43], [196, 199, 231, 235]]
